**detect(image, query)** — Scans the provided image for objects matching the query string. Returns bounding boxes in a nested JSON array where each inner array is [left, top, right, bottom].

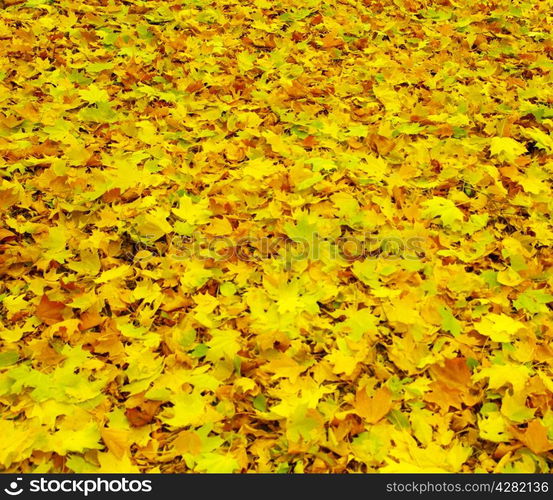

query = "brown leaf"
[[125, 407, 153, 427], [125, 401, 162, 427]]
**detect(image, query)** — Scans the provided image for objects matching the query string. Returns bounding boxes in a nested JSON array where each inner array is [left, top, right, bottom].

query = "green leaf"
[[253, 394, 267, 412], [388, 409, 410, 430], [513, 289, 553, 314], [219, 282, 237, 297], [0, 351, 19, 368], [439, 306, 462, 336], [190, 344, 209, 358]]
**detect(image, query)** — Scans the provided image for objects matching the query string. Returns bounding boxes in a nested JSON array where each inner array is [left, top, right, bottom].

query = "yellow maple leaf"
[[489, 137, 527, 161], [474, 313, 525, 343]]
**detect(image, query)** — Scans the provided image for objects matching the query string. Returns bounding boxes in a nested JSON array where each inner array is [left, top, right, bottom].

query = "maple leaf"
[[67, 249, 101, 276], [489, 137, 527, 161], [125, 403, 160, 428], [205, 328, 241, 361], [513, 289, 553, 314], [79, 84, 110, 104], [36, 294, 65, 325], [354, 386, 393, 424], [100, 428, 130, 459], [509, 420, 553, 455], [97, 451, 140, 473], [521, 128, 553, 153], [430, 357, 471, 390], [48, 422, 104, 455], [497, 267, 523, 287], [172, 196, 212, 227], [172, 430, 203, 456], [95, 265, 133, 285], [474, 313, 525, 343], [194, 453, 240, 473], [2, 0, 553, 475], [500, 391, 535, 424], [473, 363, 531, 393], [439, 307, 462, 336], [159, 390, 222, 429], [421, 197, 464, 227], [40, 226, 72, 263], [478, 409, 511, 443]]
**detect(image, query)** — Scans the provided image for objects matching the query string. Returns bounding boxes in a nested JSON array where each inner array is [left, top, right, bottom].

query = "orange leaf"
[[354, 386, 392, 424], [430, 357, 471, 390], [36, 294, 65, 325], [173, 430, 202, 456], [79, 310, 104, 331], [510, 420, 553, 455], [321, 33, 344, 49], [435, 124, 454, 138], [424, 381, 463, 412], [301, 135, 317, 148], [0, 228, 16, 241], [185, 81, 203, 93]]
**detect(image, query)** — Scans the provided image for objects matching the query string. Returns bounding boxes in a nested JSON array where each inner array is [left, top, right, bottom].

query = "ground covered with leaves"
[[1, 0, 553, 473]]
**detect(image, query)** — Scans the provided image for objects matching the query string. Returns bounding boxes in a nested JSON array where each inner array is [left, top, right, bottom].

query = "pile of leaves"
[[1, 0, 552, 473]]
